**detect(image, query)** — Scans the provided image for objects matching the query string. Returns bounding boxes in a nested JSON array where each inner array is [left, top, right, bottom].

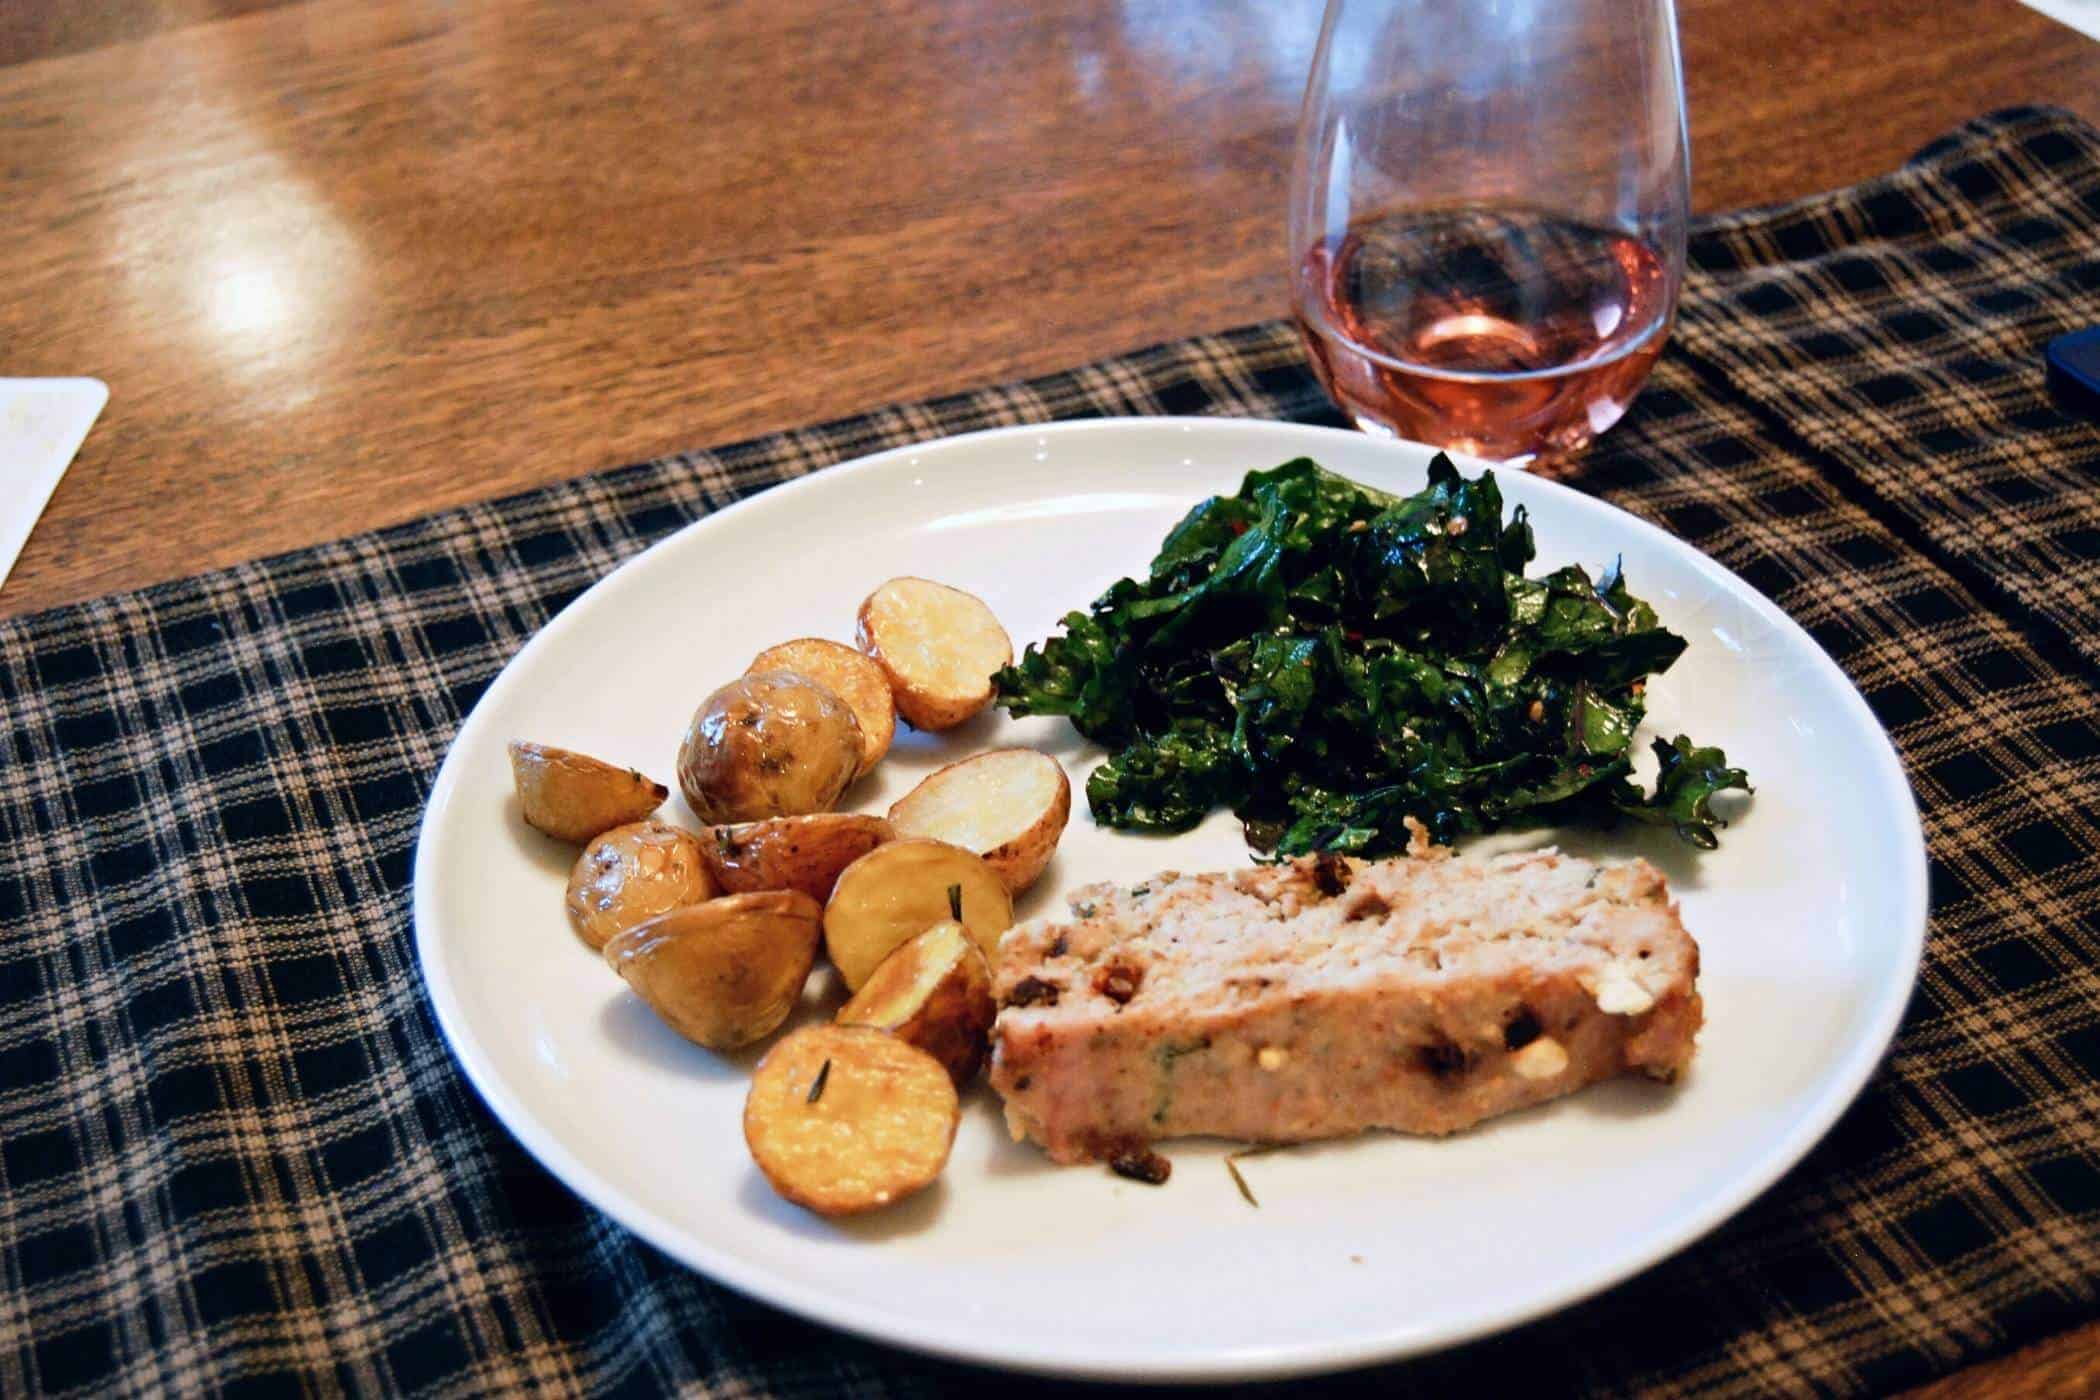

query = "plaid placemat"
[[3, 106, 2098, 1397]]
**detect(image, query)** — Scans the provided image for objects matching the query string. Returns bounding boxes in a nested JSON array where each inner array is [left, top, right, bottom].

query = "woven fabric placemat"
[[2, 107, 2096, 1397]]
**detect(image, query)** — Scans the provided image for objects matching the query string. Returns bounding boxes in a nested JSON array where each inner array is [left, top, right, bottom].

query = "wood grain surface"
[[3, 1, 2100, 1391], [4, 0, 2099, 622]]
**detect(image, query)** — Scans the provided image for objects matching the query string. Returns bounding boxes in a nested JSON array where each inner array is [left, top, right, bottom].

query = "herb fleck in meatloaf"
[[989, 829, 1701, 1163]]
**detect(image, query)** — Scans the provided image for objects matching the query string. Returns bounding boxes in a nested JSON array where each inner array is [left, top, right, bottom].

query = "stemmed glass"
[[1288, 0, 1690, 467]]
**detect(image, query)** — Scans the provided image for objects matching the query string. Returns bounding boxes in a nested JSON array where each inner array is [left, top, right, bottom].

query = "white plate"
[[413, 418, 1926, 1382]]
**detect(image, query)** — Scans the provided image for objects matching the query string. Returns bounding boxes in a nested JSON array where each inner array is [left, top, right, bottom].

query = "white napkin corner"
[[0, 378, 108, 593]]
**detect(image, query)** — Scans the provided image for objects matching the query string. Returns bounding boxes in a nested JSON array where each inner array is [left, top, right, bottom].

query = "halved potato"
[[702, 812, 895, 902], [822, 838, 1013, 992], [744, 1024, 959, 1216], [602, 891, 822, 1050], [854, 578, 1013, 731], [565, 820, 716, 951], [749, 639, 896, 776], [509, 740, 667, 842], [886, 748, 1071, 894], [677, 671, 863, 824], [837, 921, 994, 1085]]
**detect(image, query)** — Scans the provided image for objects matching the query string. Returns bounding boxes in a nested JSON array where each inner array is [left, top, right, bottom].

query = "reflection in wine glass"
[[1288, 0, 1689, 468]]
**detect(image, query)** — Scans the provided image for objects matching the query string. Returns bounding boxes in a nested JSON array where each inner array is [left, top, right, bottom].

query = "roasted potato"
[[509, 740, 667, 842], [701, 812, 895, 902], [749, 639, 896, 777], [602, 891, 822, 1051], [836, 920, 994, 1085], [885, 748, 1071, 894], [565, 821, 717, 951], [676, 670, 863, 824], [744, 1024, 959, 1216], [822, 838, 1013, 992], [854, 578, 1013, 731]]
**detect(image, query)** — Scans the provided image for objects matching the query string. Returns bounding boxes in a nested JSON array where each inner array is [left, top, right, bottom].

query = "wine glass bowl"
[[1288, 0, 1690, 467]]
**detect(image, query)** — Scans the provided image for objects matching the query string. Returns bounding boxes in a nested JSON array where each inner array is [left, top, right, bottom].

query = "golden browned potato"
[[749, 639, 896, 777], [821, 838, 1012, 992], [743, 1024, 959, 1216], [854, 578, 1013, 731], [509, 741, 667, 842], [701, 812, 894, 902], [885, 748, 1071, 895], [836, 921, 994, 1085], [602, 891, 822, 1050], [676, 671, 863, 824], [565, 821, 717, 951]]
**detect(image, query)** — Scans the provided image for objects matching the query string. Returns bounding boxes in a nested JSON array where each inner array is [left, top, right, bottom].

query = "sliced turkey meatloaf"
[[989, 828, 1701, 1164]]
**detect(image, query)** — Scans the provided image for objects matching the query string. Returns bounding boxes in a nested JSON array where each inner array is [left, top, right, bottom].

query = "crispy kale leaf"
[[1616, 735, 1753, 849], [996, 455, 1751, 856]]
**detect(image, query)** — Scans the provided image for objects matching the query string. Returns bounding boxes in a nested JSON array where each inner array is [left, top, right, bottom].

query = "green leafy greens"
[[995, 456, 1750, 857]]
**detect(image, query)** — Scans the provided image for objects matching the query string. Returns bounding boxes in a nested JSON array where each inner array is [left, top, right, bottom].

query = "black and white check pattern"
[[2, 107, 2097, 1397]]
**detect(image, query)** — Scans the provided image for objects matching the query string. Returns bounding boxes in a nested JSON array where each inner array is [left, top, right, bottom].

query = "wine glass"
[[1288, 0, 1690, 467]]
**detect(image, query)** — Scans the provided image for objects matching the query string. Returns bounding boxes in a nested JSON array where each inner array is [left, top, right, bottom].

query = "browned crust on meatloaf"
[[989, 837, 1701, 1163]]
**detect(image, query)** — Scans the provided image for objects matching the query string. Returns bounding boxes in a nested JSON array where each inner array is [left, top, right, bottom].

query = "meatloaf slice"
[[989, 833, 1700, 1164]]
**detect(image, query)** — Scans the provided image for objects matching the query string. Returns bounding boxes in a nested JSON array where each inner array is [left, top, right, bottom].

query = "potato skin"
[[509, 741, 667, 842], [701, 813, 894, 902], [855, 578, 1013, 732], [837, 921, 994, 1085], [602, 891, 822, 1050], [744, 1024, 959, 1216], [886, 749, 1072, 895], [821, 838, 1014, 992], [749, 639, 896, 777], [565, 821, 716, 951], [676, 670, 863, 824]]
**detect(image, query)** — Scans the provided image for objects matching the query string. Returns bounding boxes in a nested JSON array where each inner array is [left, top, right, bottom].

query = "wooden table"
[[3, 0, 2097, 1391]]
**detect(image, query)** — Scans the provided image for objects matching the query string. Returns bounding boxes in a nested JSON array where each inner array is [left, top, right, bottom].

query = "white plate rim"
[[411, 417, 1929, 1382]]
